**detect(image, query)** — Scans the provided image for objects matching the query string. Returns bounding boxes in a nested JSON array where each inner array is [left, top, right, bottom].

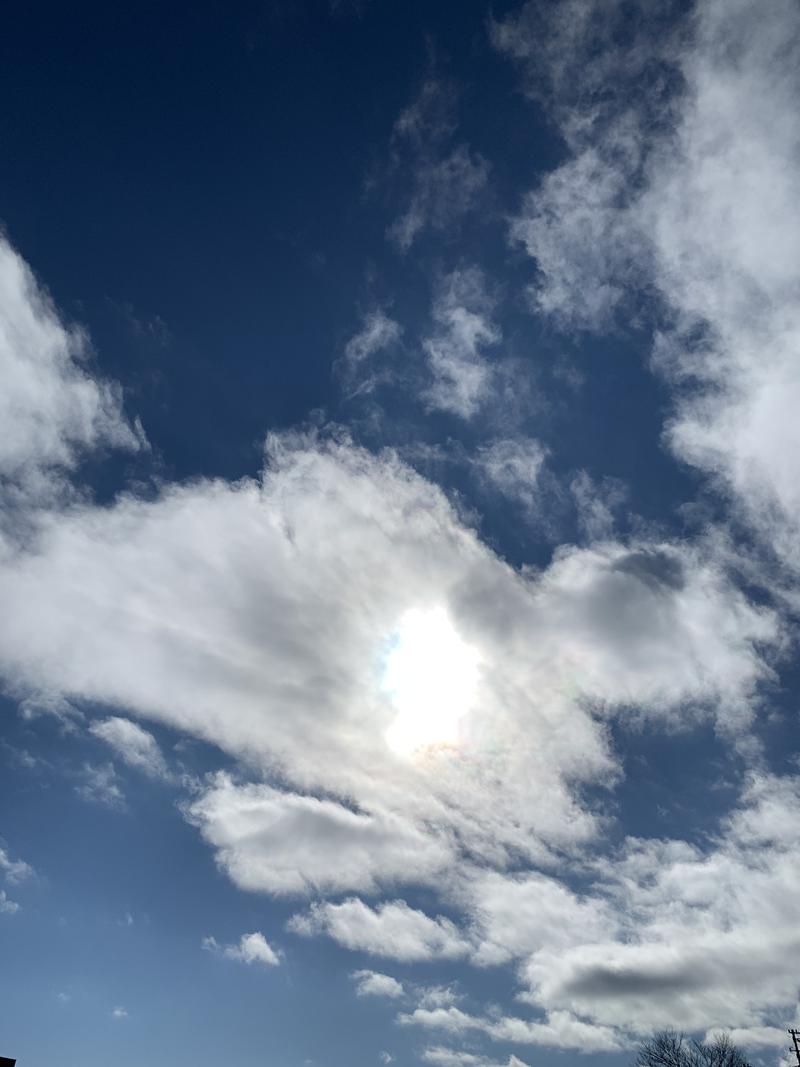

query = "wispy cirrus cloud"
[[472, 437, 547, 515], [75, 762, 126, 809], [385, 77, 490, 252], [89, 716, 169, 780], [344, 309, 402, 369], [496, 0, 800, 585], [422, 266, 500, 419]]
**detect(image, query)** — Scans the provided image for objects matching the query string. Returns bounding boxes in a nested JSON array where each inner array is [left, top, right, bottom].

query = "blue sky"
[[1, 1, 800, 1066]]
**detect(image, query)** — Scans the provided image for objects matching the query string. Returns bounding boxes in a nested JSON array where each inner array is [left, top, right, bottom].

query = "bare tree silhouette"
[[635, 1031, 751, 1067]]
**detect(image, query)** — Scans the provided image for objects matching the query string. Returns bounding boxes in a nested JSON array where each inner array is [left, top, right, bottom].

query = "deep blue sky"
[[0, 0, 686, 508]]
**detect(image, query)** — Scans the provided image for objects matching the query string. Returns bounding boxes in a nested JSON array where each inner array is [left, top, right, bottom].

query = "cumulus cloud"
[[289, 899, 470, 962], [202, 931, 281, 967], [89, 717, 169, 779], [351, 970, 405, 999], [463, 869, 616, 967], [187, 775, 454, 897], [509, 774, 800, 1044]]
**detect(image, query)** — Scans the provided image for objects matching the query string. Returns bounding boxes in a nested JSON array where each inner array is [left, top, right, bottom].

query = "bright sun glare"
[[383, 606, 481, 757]]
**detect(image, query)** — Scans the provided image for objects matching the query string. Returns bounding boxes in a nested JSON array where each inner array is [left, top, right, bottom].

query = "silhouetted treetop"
[[635, 1030, 752, 1067]]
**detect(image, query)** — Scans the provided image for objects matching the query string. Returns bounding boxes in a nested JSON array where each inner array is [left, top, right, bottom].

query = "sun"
[[382, 606, 481, 756]]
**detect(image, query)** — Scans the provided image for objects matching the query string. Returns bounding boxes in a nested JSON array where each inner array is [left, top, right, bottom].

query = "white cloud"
[[510, 147, 643, 332], [0, 234, 143, 506], [344, 310, 402, 367], [0, 889, 20, 914], [0, 431, 780, 880], [417, 985, 462, 1010], [423, 267, 500, 419], [400, 1004, 622, 1054], [0, 433, 603, 865], [422, 1048, 483, 1067], [422, 1049, 531, 1067], [0, 845, 34, 884], [337, 308, 403, 402], [187, 775, 454, 897], [89, 716, 169, 779], [463, 869, 616, 967], [705, 1027, 789, 1051], [390, 773, 800, 1048], [473, 438, 547, 514], [498, 0, 800, 581], [0, 239, 777, 889], [75, 762, 125, 809], [111, 1006, 128, 1019], [202, 931, 281, 967], [351, 970, 405, 999], [648, 0, 800, 576], [569, 471, 627, 542], [512, 774, 800, 1041], [289, 899, 470, 962], [493, 0, 678, 332]]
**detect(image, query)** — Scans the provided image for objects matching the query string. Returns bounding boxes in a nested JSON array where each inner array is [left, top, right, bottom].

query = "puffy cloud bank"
[[0, 218, 791, 1050]]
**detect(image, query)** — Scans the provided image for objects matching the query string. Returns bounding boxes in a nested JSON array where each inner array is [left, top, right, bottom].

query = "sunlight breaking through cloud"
[[383, 607, 481, 757]]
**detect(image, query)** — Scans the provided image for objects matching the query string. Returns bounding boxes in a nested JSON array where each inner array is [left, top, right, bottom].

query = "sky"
[[1, 1, 800, 1065]]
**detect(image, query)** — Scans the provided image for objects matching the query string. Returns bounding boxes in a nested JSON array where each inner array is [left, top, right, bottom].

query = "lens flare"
[[383, 606, 480, 756]]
